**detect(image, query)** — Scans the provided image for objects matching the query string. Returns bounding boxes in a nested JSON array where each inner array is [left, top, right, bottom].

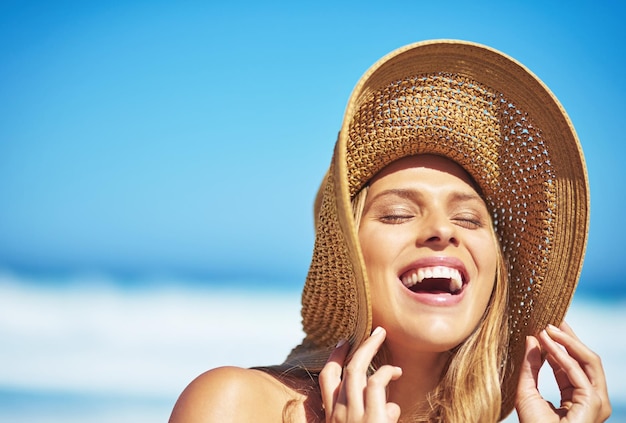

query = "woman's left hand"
[[515, 321, 611, 422]]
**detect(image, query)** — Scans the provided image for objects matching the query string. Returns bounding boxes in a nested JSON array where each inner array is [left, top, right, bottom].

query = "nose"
[[416, 211, 459, 248]]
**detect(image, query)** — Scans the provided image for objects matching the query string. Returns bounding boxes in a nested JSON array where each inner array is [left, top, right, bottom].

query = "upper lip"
[[398, 256, 469, 285]]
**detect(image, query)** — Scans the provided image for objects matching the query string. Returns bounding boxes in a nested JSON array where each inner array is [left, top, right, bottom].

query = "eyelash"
[[376, 213, 485, 228], [452, 215, 484, 229], [379, 214, 414, 224]]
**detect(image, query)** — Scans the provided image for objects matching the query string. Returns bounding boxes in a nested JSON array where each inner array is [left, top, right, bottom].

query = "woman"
[[169, 40, 611, 422]]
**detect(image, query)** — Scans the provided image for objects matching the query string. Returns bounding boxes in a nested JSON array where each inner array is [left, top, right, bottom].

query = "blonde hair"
[[353, 185, 510, 423]]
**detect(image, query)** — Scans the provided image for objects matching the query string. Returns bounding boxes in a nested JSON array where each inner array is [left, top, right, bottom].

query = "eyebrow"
[[364, 188, 485, 212], [367, 188, 421, 204], [447, 191, 485, 204]]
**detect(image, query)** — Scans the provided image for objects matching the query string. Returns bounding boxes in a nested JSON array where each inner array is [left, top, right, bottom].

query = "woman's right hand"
[[319, 326, 403, 423]]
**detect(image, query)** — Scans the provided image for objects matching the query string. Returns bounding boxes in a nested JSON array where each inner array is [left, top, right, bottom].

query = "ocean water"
[[0, 271, 624, 422]]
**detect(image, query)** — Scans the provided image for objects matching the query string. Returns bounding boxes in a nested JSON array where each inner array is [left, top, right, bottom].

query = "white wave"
[[0, 272, 624, 422], [0, 272, 304, 401]]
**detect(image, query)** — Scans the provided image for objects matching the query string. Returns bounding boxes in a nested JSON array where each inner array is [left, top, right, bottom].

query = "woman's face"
[[358, 154, 497, 353]]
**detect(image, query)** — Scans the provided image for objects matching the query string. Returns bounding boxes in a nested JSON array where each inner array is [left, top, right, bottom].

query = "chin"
[[384, 320, 475, 354]]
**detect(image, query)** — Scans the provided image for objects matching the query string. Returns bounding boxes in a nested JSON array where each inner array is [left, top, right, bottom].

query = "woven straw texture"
[[284, 40, 589, 420]]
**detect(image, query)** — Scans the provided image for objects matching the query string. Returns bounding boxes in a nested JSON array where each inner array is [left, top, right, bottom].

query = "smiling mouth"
[[400, 266, 465, 295]]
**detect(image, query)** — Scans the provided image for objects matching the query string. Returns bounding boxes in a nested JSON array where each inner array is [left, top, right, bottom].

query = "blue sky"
[[0, 0, 624, 290]]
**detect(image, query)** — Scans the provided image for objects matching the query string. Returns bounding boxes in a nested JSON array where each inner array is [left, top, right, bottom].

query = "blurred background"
[[1, 1, 624, 421]]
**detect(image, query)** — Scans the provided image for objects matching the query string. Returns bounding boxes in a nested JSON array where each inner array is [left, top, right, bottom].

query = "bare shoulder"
[[169, 366, 312, 423]]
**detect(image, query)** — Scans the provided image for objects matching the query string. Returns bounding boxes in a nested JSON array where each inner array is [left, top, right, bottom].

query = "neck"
[[384, 347, 450, 416]]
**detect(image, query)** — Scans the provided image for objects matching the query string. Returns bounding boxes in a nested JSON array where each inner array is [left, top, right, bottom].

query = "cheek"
[[359, 229, 400, 312], [359, 228, 408, 286], [360, 241, 390, 292], [358, 227, 390, 269]]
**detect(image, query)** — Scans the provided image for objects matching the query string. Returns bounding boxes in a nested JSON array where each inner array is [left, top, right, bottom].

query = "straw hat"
[[285, 40, 589, 418]]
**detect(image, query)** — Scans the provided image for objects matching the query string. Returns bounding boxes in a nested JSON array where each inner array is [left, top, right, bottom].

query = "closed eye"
[[379, 213, 414, 224], [452, 213, 486, 229]]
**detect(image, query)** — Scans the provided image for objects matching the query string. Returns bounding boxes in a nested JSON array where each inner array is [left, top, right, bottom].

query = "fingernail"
[[336, 339, 347, 348], [371, 326, 383, 336], [541, 329, 555, 343], [547, 324, 560, 332]]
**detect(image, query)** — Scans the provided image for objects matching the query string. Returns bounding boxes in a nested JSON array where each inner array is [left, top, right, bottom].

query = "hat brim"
[[289, 40, 589, 420]]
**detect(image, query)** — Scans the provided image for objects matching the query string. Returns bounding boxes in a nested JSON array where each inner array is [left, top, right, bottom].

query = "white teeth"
[[401, 266, 463, 292], [417, 268, 425, 282], [402, 273, 414, 287], [449, 273, 462, 293], [402, 273, 415, 288], [433, 267, 443, 278]]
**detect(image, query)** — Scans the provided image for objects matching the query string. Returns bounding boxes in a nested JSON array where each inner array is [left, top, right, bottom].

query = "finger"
[[545, 324, 608, 389], [559, 321, 581, 341], [544, 348, 571, 392], [319, 339, 350, 419], [517, 335, 542, 394], [544, 349, 575, 409], [516, 336, 553, 417], [546, 324, 612, 420], [385, 402, 402, 423], [541, 329, 573, 394], [342, 326, 387, 416], [538, 329, 592, 390], [540, 330, 611, 421], [364, 365, 402, 420]]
